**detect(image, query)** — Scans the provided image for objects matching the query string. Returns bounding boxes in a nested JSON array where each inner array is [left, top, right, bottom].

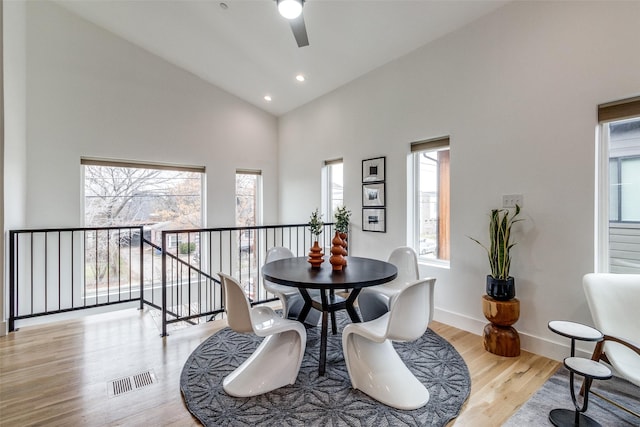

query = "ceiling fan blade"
[[289, 13, 309, 47]]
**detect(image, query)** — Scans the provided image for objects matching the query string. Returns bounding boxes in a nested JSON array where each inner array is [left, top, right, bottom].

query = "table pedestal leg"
[[345, 288, 362, 323], [319, 309, 328, 376], [296, 289, 313, 323]]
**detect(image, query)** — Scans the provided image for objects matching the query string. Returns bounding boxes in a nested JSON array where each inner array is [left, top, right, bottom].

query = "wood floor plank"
[[0, 309, 559, 426]]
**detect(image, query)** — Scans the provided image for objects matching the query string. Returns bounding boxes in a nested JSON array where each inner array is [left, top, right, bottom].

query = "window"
[[410, 137, 450, 262], [82, 159, 204, 298], [597, 96, 640, 273], [235, 170, 262, 227], [322, 159, 344, 220], [82, 158, 204, 234]]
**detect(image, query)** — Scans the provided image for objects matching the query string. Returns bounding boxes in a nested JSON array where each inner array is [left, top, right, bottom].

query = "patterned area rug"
[[504, 366, 640, 426], [180, 311, 470, 426]]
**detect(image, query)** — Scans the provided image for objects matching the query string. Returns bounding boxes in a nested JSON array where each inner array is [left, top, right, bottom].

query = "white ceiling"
[[56, 0, 508, 116]]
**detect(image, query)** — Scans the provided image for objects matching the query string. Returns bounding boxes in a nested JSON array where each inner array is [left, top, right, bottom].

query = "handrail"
[[143, 238, 217, 283], [8, 222, 341, 335], [8, 226, 145, 331]]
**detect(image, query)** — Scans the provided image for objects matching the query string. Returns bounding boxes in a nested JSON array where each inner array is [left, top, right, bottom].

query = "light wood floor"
[[0, 308, 559, 426]]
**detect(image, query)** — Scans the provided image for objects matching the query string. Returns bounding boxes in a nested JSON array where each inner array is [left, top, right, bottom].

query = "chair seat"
[[265, 282, 299, 297], [605, 341, 640, 387], [219, 272, 307, 398], [344, 312, 389, 343], [251, 306, 307, 337]]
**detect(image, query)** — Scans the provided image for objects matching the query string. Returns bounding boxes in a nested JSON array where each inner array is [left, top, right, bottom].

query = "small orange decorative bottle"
[[308, 241, 324, 269], [329, 232, 347, 271]]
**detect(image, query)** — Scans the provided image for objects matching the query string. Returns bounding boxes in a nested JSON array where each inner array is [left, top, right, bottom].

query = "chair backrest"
[[583, 273, 640, 345], [387, 247, 419, 284], [386, 278, 436, 341], [265, 246, 294, 263], [218, 272, 254, 334]]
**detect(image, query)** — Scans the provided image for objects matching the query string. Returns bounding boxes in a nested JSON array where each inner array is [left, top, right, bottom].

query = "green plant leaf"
[[470, 205, 523, 280]]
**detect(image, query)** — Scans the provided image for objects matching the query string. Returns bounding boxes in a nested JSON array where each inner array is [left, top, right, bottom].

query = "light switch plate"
[[502, 194, 523, 208]]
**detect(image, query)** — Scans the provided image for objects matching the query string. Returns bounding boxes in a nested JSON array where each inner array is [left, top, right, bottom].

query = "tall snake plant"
[[469, 205, 523, 280]]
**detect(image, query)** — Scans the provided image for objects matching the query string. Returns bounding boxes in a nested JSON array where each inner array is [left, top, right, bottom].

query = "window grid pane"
[[621, 157, 640, 221], [84, 165, 203, 232], [604, 116, 640, 273]]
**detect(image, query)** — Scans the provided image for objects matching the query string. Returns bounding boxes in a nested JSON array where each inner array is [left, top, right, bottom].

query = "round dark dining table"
[[262, 256, 397, 375]]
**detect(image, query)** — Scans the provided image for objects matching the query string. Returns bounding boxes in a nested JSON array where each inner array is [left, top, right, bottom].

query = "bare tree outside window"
[[235, 171, 262, 297], [83, 164, 203, 293], [84, 166, 202, 229], [235, 173, 259, 227]]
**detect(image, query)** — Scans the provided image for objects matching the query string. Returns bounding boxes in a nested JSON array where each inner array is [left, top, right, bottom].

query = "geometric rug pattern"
[[180, 310, 470, 426]]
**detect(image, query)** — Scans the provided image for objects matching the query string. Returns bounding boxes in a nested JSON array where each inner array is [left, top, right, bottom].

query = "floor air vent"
[[108, 370, 157, 397]]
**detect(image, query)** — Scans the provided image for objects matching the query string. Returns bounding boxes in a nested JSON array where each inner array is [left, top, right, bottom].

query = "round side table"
[[547, 321, 611, 427], [482, 295, 520, 357]]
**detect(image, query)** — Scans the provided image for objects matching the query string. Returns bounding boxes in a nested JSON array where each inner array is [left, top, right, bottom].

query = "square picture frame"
[[362, 156, 385, 182], [362, 183, 385, 207], [362, 208, 386, 233]]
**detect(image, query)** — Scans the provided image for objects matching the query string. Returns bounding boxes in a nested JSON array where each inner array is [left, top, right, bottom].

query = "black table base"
[[262, 256, 397, 376], [549, 408, 602, 427], [297, 288, 363, 376]]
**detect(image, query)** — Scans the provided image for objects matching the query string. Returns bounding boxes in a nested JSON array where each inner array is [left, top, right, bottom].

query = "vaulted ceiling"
[[56, 0, 508, 116]]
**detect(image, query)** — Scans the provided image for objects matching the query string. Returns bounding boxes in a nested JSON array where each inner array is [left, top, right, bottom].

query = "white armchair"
[[583, 273, 640, 415], [218, 272, 307, 397], [342, 277, 436, 409]]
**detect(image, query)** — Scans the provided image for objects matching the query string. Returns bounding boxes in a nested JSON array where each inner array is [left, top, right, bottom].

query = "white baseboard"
[[433, 307, 485, 335], [433, 307, 594, 362], [0, 320, 7, 337]]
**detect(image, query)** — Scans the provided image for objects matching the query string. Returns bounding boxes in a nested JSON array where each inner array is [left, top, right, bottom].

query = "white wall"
[[3, 0, 28, 336], [278, 1, 640, 360], [21, 1, 279, 228], [2, 1, 279, 328], [0, 3, 5, 336]]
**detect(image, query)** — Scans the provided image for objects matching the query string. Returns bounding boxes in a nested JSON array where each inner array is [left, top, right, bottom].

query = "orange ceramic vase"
[[329, 232, 347, 271], [339, 232, 348, 265], [308, 240, 324, 269]]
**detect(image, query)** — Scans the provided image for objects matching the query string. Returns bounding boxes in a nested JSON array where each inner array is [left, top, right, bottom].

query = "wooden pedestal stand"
[[482, 295, 520, 357]]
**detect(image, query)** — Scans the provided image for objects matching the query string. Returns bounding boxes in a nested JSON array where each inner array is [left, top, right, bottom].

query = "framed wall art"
[[362, 208, 386, 232], [362, 183, 385, 207], [362, 157, 385, 182]]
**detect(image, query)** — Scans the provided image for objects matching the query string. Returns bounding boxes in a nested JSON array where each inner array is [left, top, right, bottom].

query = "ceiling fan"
[[277, 0, 309, 48]]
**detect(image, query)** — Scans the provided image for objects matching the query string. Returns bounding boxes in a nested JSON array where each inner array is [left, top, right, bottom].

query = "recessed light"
[[219, 2, 228, 10], [264, 95, 272, 102], [296, 74, 305, 82]]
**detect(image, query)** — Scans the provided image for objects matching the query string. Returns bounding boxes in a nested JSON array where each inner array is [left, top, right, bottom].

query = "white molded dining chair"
[[264, 247, 320, 325], [342, 277, 436, 410], [264, 247, 298, 317], [358, 246, 424, 322], [583, 273, 640, 390], [218, 272, 307, 397]]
